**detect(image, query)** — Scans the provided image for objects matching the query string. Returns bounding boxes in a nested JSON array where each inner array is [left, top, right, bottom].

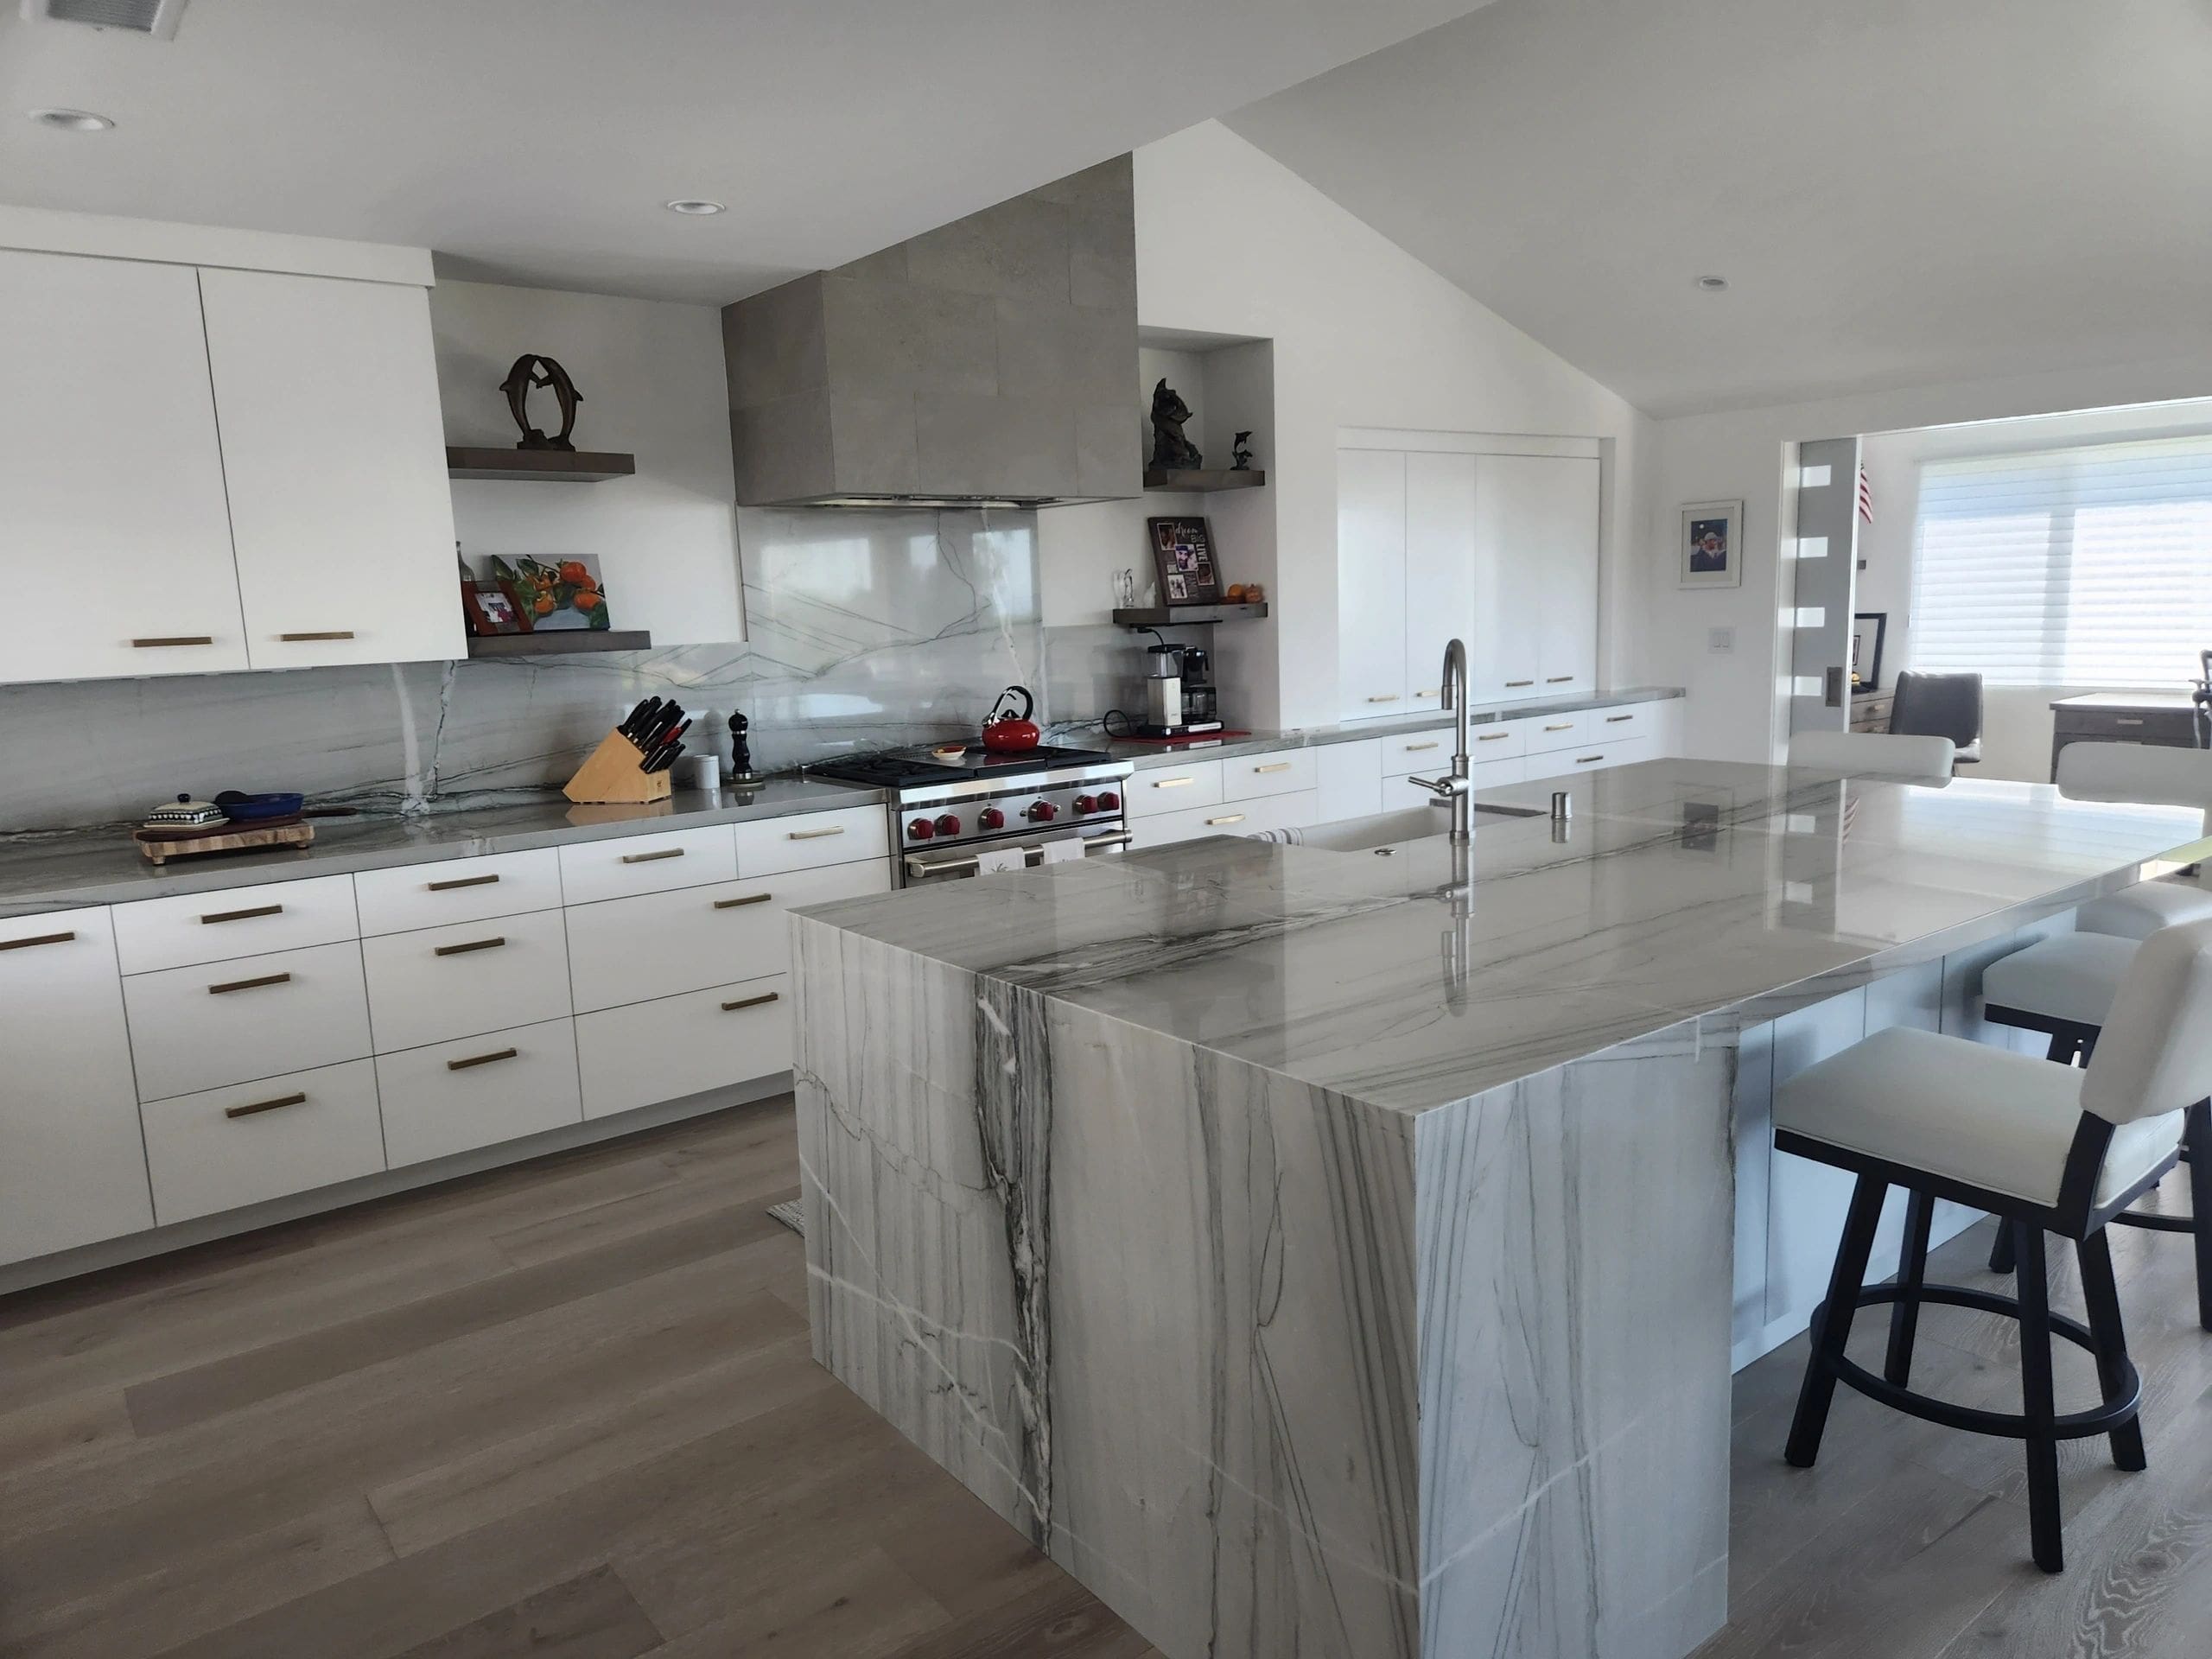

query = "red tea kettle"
[[982, 685, 1041, 753]]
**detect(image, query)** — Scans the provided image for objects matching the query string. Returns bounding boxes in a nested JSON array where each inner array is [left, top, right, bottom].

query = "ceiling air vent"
[[22, 0, 189, 37]]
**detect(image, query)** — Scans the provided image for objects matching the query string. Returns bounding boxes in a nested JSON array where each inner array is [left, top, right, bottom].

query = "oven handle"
[[904, 830, 1132, 882]]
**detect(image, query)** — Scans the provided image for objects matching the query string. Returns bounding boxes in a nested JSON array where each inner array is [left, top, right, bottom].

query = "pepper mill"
[[728, 709, 762, 785]]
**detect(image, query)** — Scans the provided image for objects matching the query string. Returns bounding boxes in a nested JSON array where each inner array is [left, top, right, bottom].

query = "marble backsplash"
[[0, 509, 1097, 833]]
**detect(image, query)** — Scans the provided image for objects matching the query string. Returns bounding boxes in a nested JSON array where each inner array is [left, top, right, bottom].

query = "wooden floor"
[[2, 1096, 2207, 1659]]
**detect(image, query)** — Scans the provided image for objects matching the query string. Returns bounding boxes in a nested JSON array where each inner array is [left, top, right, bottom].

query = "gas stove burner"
[[810, 741, 1114, 791]]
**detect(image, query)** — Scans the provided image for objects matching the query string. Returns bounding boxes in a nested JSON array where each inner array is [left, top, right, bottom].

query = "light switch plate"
[[1707, 626, 1735, 654]]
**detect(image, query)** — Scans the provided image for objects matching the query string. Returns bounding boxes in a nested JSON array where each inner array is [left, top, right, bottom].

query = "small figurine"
[[1230, 430, 1255, 471], [499, 354, 582, 453], [1149, 379, 1203, 472]]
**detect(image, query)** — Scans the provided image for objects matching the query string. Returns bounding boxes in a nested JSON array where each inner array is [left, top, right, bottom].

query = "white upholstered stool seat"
[[2078, 880, 2212, 942], [1982, 932, 2139, 1030], [1777, 1026, 2183, 1210]]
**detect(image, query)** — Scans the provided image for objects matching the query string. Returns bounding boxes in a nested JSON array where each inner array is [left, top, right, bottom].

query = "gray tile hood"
[[722, 156, 1141, 508]]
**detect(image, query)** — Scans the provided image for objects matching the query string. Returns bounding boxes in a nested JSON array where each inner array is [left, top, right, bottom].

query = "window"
[[1909, 434, 2212, 687]]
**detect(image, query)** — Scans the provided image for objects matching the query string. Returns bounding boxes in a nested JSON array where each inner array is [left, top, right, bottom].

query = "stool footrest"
[[2109, 1208, 2196, 1234]]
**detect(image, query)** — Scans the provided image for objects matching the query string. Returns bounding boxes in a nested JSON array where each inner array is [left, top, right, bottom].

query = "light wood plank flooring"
[[3, 1093, 2206, 1658]]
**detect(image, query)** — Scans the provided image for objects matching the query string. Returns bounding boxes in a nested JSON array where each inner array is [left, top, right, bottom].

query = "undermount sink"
[[1291, 798, 1550, 854]]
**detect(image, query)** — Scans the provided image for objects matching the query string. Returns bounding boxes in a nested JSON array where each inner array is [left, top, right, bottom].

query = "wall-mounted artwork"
[[1678, 499, 1744, 589], [1852, 611, 1888, 690], [1147, 516, 1223, 607]]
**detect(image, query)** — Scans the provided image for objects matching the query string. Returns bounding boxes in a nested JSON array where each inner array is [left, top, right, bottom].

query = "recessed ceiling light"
[[1696, 274, 1729, 292], [664, 199, 725, 216], [29, 107, 114, 131]]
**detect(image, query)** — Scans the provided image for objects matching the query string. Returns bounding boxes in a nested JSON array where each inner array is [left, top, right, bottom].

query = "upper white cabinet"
[[1337, 449, 1408, 720], [1472, 454, 1599, 702], [200, 270, 463, 670], [0, 250, 248, 683], [1403, 452, 1478, 711]]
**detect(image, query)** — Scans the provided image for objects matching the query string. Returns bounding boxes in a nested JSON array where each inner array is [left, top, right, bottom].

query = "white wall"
[[1635, 363, 2212, 765], [431, 280, 746, 645], [1040, 120, 1652, 731]]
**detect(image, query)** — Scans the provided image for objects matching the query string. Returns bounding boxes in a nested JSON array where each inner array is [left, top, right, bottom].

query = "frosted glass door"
[[1402, 452, 1478, 713], [1338, 449, 1408, 720]]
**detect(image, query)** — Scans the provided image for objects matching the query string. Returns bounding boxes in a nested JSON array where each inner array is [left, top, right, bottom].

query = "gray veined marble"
[[792, 760, 2212, 1659]]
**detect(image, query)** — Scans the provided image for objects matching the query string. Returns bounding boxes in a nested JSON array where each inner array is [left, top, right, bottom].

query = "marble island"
[[791, 759, 2212, 1659]]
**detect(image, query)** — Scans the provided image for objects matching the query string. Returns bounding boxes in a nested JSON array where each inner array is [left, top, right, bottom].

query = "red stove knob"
[[978, 807, 1006, 830], [934, 813, 961, 836], [1073, 794, 1097, 813], [1025, 800, 1058, 822], [906, 817, 935, 840], [1096, 791, 1121, 811]]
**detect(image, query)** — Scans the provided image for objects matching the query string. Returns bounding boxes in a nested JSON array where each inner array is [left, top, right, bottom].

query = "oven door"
[[901, 830, 1131, 887]]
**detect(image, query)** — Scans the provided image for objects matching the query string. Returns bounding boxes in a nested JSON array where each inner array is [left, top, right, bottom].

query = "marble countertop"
[[1103, 684, 1684, 769], [0, 776, 886, 916], [799, 757, 2212, 1117]]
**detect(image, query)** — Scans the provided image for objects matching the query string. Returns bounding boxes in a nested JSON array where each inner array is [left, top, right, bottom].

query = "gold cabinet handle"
[[1367, 694, 1401, 703], [1153, 776, 1195, 789], [1476, 733, 1510, 743], [620, 847, 685, 864], [1543, 722, 1573, 732], [426, 873, 499, 892], [1415, 688, 1440, 697], [0, 929, 76, 951], [433, 935, 505, 957], [1548, 676, 1574, 683], [721, 990, 780, 1012], [786, 826, 845, 841], [279, 631, 356, 642], [1505, 679, 1535, 689], [1576, 753, 1604, 765], [200, 903, 283, 925], [714, 893, 772, 910], [225, 1090, 306, 1120], [132, 636, 215, 648], [1404, 741, 1440, 753], [447, 1046, 518, 1071], [209, 970, 291, 995], [1253, 761, 1294, 773], [1205, 813, 1247, 826], [1605, 714, 1633, 723]]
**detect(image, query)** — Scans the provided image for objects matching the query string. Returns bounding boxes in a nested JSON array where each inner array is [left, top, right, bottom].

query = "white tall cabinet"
[[1337, 450, 1409, 720]]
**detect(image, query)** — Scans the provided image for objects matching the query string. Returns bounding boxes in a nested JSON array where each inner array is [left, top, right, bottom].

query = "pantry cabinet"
[[1337, 449, 1410, 720], [1472, 454, 1599, 702]]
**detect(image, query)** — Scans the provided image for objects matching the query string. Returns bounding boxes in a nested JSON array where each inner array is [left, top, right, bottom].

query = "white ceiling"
[[1227, 0, 2212, 417], [0, 0, 1484, 304]]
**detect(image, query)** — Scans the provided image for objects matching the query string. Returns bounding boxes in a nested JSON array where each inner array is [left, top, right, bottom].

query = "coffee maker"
[[1177, 645, 1218, 728], [1132, 641, 1224, 739]]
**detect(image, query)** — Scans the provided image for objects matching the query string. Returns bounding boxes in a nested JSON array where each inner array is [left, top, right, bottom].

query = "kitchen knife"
[[643, 704, 686, 751], [620, 697, 661, 744], [642, 736, 685, 773]]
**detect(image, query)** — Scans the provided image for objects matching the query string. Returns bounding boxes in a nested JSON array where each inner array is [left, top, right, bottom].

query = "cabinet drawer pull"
[[721, 990, 780, 1012], [1415, 687, 1440, 697], [2116, 718, 2145, 727], [1367, 694, 1402, 703], [1153, 776, 1196, 789], [1575, 753, 1605, 765], [786, 825, 846, 841], [1605, 714, 1634, 723], [1505, 679, 1535, 689], [433, 935, 505, 957], [1403, 741, 1440, 753], [1205, 813, 1247, 826], [200, 903, 283, 925], [1548, 676, 1574, 684], [715, 893, 773, 910], [279, 631, 356, 642], [208, 970, 291, 995], [0, 929, 76, 951], [1476, 733, 1510, 743], [1543, 722, 1573, 732], [225, 1091, 307, 1120], [447, 1046, 518, 1071], [426, 873, 500, 892], [132, 635, 215, 649], [620, 847, 686, 864], [1252, 761, 1294, 774]]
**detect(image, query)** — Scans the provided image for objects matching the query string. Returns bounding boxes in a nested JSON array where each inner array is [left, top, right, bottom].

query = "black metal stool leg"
[[1988, 1217, 2016, 1274], [2189, 1099, 2212, 1333], [2014, 1223, 2064, 1573], [1787, 1174, 1889, 1469], [2076, 1228, 2147, 1472], [1885, 1190, 1935, 1387]]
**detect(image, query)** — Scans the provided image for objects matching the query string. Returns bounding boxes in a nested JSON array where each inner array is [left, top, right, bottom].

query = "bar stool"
[[1787, 729, 1955, 785], [2056, 742, 2212, 941], [1775, 918, 2212, 1573]]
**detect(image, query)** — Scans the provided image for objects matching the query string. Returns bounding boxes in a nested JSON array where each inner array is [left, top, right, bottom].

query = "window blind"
[[1909, 434, 2212, 688]]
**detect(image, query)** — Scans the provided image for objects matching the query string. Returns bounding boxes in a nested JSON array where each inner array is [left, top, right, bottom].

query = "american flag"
[[1857, 464, 1873, 524]]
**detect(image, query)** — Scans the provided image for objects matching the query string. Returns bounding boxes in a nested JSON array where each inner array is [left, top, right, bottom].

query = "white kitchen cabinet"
[[0, 250, 248, 683], [198, 269, 462, 670], [359, 906, 572, 1055], [376, 1019, 582, 1168], [1402, 452, 1478, 712], [1472, 454, 1599, 702], [0, 909, 155, 1266], [1337, 449, 1409, 720], [1138, 790, 1319, 848], [140, 1058, 385, 1226], [111, 873, 360, 976], [124, 939, 373, 1102], [557, 823, 738, 906], [352, 849, 564, 938], [576, 973, 792, 1121], [731, 806, 892, 876], [1222, 748, 1317, 800], [1314, 741, 1383, 823], [1128, 761, 1225, 817]]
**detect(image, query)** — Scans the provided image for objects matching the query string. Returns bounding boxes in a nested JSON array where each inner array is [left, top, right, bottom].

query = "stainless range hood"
[[722, 156, 1141, 509]]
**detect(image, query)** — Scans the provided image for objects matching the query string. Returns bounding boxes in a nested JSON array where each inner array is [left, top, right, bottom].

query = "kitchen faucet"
[[1408, 638, 1474, 844]]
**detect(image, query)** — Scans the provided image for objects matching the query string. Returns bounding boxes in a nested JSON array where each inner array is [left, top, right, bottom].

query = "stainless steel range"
[[808, 743, 1135, 887]]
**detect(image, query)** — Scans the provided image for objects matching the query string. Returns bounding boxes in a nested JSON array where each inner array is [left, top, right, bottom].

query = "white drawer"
[[1138, 789, 1319, 848], [732, 805, 891, 877], [1224, 748, 1316, 800], [141, 1058, 385, 1225], [1314, 740, 1383, 824], [376, 1018, 582, 1168], [1384, 757, 1527, 808], [1586, 703, 1655, 744], [124, 940, 372, 1102], [1128, 760, 1224, 817], [1379, 729, 1457, 779], [112, 874, 359, 975], [565, 861, 889, 1014], [1517, 709, 1591, 753], [1529, 738, 1648, 779], [360, 906, 572, 1054], [352, 849, 564, 938], [556, 824, 736, 906], [575, 972, 791, 1120], [1463, 721, 1529, 762]]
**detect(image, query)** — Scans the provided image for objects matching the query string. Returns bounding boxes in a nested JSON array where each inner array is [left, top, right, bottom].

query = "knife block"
[[563, 728, 671, 805]]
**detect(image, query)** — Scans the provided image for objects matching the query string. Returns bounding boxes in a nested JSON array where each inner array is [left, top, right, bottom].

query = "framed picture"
[[491, 555, 613, 632], [461, 581, 527, 636], [1851, 611, 1888, 690], [1678, 499, 1744, 589], [1147, 516, 1223, 607]]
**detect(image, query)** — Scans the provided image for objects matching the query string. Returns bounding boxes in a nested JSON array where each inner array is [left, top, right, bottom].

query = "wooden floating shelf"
[[1111, 603, 1269, 628], [446, 447, 637, 483], [465, 630, 653, 658], [1142, 467, 1265, 493]]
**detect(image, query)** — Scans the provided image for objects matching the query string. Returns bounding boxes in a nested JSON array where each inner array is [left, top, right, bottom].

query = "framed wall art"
[[1678, 499, 1745, 589], [1147, 516, 1224, 607]]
